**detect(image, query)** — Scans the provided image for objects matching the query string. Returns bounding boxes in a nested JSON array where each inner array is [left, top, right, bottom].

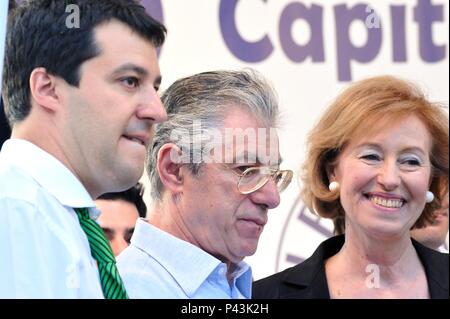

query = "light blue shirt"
[[117, 218, 252, 299], [0, 139, 104, 298]]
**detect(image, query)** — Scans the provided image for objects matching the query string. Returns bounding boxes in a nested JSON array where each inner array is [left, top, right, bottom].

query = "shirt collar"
[[229, 261, 252, 298], [1, 139, 95, 211], [131, 218, 252, 297]]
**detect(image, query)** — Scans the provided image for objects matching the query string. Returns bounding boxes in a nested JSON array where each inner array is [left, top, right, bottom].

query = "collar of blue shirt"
[[130, 218, 252, 298]]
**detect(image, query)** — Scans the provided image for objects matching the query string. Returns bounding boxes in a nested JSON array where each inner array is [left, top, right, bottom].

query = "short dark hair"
[[8, 0, 16, 10], [2, 0, 166, 126], [98, 183, 147, 218]]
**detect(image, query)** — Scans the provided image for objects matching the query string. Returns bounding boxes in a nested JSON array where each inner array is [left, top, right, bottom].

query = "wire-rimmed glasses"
[[221, 165, 293, 195]]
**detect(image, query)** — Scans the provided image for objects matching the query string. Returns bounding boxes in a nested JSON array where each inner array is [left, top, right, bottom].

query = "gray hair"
[[147, 69, 280, 201]]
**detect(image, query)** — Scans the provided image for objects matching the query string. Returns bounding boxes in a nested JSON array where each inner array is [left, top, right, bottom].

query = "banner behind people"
[[10, 0, 449, 280]]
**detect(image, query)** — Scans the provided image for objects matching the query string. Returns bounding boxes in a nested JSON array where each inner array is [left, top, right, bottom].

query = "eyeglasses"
[[221, 165, 293, 195]]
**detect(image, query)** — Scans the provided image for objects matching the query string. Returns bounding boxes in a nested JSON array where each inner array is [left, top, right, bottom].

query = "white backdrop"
[[144, 0, 449, 280]]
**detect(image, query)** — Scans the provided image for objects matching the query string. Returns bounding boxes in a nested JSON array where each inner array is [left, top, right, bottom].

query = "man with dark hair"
[[96, 183, 147, 256], [411, 192, 449, 252], [0, 0, 166, 298]]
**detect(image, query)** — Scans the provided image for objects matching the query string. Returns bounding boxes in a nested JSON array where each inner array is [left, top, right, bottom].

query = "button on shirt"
[[117, 219, 253, 299], [0, 139, 104, 298]]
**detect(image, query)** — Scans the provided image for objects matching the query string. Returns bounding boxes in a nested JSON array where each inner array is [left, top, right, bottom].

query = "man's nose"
[[136, 88, 167, 123], [249, 178, 281, 209], [111, 235, 130, 257]]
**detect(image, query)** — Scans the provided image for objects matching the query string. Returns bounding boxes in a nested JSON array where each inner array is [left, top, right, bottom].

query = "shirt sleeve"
[[0, 198, 80, 298]]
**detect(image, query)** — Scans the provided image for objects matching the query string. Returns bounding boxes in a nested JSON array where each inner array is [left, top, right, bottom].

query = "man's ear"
[[157, 143, 184, 194], [29, 67, 60, 113]]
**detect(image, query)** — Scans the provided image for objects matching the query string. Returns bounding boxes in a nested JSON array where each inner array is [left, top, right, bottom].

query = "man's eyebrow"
[[112, 64, 147, 76], [234, 151, 258, 164], [233, 151, 283, 166], [257, 155, 283, 166]]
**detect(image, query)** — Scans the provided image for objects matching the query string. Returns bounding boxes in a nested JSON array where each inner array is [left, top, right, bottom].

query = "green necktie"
[[74, 208, 128, 299]]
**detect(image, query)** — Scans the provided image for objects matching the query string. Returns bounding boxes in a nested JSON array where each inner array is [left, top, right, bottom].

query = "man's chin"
[[240, 244, 259, 258], [115, 168, 144, 190]]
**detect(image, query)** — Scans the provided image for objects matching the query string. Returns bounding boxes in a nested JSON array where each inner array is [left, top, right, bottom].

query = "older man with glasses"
[[117, 70, 292, 299]]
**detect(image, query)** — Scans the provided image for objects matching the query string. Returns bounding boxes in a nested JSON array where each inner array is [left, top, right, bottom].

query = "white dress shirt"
[[117, 219, 253, 299], [0, 139, 104, 298]]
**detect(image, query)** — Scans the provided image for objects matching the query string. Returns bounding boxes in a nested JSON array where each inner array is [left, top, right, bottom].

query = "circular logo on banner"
[[275, 195, 334, 272]]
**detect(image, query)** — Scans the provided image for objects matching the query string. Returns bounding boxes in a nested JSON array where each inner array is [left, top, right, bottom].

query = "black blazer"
[[253, 235, 449, 299]]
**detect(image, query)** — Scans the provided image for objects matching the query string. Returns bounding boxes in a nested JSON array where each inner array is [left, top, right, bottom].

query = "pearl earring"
[[329, 181, 340, 192], [426, 191, 434, 203]]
